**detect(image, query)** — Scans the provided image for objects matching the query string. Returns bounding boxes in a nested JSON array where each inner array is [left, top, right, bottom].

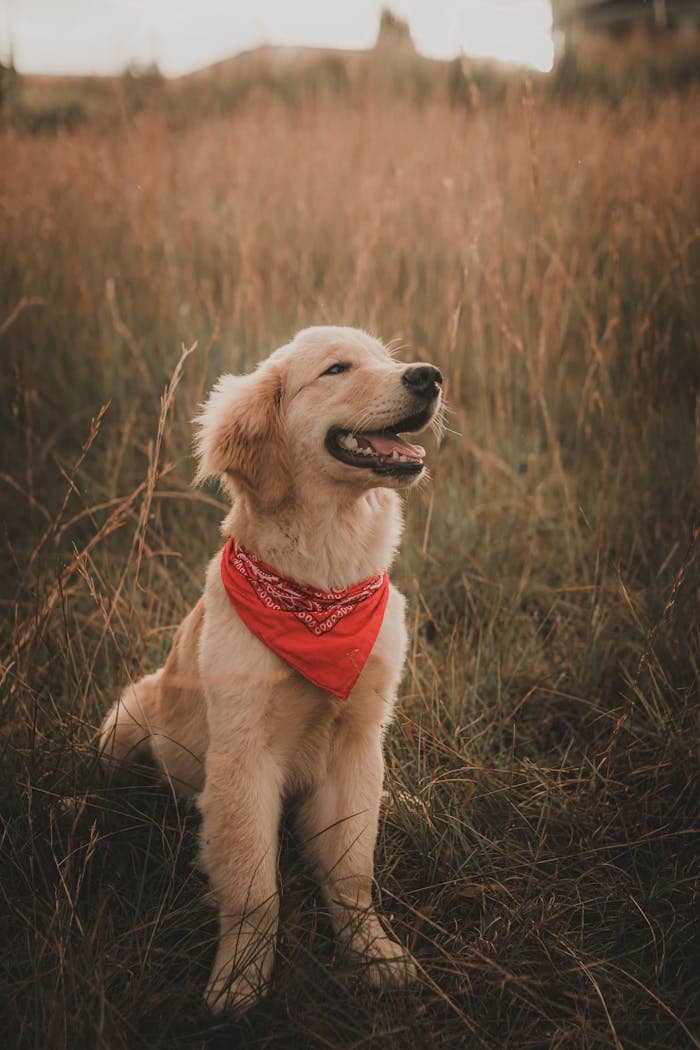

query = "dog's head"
[[195, 326, 443, 509]]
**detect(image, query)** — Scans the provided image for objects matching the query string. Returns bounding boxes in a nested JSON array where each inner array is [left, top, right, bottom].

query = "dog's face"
[[195, 326, 443, 508]]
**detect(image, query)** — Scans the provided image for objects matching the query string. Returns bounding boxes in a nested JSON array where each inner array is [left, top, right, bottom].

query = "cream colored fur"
[[99, 326, 442, 1014]]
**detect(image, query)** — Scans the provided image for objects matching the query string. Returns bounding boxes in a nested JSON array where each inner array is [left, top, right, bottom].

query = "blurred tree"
[[375, 8, 416, 53], [0, 56, 18, 124]]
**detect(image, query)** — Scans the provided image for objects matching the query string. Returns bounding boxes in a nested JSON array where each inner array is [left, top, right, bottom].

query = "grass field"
[[1, 73, 699, 1048]]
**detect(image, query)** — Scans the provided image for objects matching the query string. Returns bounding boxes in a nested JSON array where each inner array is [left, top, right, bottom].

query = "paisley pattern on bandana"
[[229, 542, 385, 636]]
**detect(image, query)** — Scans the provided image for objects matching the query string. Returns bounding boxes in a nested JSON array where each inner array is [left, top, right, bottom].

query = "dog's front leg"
[[296, 725, 416, 988], [198, 744, 283, 1015]]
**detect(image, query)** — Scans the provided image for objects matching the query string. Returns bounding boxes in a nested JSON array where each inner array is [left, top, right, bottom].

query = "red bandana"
[[220, 538, 389, 700]]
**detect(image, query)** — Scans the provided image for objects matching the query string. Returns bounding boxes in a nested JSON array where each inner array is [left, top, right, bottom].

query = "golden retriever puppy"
[[99, 325, 443, 1014]]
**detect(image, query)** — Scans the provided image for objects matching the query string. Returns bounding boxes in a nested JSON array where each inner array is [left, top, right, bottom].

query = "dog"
[[99, 325, 443, 1014]]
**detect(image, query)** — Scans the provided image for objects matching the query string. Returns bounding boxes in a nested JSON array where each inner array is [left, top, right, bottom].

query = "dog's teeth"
[[399, 455, 408, 462], [344, 434, 358, 449], [391, 450, 399, 460]]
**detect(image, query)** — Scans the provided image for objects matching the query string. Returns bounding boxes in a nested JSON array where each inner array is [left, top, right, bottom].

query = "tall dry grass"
[[1, 82, 699, 1048]]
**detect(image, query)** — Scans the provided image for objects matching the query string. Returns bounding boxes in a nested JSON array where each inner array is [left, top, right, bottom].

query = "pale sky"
[[0, 0, 554, 77]]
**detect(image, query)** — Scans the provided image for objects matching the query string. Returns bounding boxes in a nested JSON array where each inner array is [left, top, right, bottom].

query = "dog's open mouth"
[[326, 410, 430, 476]]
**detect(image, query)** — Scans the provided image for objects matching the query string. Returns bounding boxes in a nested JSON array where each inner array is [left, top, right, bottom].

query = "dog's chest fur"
[[199, 562, 408, 799]]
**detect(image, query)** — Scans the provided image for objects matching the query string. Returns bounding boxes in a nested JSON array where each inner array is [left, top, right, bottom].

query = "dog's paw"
[[359, 938, 418, 989], [204, 942, 273, 1017], [204, 966, 269, 1017]]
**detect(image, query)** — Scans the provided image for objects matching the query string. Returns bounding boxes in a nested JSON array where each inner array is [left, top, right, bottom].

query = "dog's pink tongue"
[[359, 433, 425, 460]]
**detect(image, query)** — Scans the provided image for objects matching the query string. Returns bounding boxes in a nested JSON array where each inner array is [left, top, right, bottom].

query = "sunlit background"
[[0, 0, 554, 77]]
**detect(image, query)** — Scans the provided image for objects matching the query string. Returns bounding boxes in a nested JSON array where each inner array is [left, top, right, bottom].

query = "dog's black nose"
[[402, 365, 443, 400]]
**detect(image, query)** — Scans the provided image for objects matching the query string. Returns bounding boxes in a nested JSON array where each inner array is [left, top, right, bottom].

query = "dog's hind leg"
[[99, 670, 162, 771]]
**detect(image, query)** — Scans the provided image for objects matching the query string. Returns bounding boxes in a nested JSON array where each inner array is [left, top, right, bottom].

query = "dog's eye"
[[321, 363, 350, 377]]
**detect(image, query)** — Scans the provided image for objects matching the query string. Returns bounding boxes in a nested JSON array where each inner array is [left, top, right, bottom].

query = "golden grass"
[[1, 82, 698, 1048]]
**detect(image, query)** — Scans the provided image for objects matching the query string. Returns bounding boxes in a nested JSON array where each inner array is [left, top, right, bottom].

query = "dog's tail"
[[99, 670, 163, 770]]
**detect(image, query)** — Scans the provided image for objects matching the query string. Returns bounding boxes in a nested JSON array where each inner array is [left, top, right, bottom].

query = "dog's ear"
[[194, 365, 291, 508]]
